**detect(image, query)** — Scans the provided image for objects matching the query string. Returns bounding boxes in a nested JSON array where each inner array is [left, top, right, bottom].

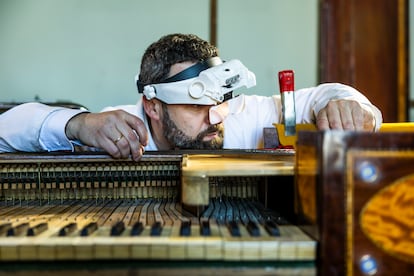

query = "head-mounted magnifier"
[[136, 57, 256, 105]]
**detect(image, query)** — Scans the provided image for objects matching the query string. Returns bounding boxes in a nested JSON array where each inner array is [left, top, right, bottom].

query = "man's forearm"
[[0, 102, 86, 152]]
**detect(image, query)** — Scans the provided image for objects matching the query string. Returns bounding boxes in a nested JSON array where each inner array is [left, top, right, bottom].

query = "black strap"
[[162, 61, 210, 83], [137, 57, 222, 93]]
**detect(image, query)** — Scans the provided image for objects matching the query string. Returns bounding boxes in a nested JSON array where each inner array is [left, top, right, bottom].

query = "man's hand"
[[316, 99, 376, 131], [65, 110, 148, 161]]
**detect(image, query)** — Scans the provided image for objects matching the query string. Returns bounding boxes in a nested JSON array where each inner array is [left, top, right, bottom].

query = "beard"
[[162, 105, 224, 149]]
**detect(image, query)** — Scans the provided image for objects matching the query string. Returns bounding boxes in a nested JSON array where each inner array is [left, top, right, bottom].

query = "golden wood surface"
[[181, 153, 295, 205]]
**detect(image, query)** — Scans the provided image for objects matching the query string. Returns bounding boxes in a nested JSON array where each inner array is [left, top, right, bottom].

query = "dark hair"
[[138, 33, 219, 85]]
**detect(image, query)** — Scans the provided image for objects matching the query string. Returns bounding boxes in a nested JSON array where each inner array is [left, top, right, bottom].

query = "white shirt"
[[0, 83, 382, 153]]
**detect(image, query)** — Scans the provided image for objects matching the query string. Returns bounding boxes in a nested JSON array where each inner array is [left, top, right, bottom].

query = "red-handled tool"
[[278, 70, 296, 136]]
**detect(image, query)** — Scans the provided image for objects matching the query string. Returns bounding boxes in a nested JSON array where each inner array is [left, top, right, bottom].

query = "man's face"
[[161, 103, 224, 149], [151, 61, 225, 150]]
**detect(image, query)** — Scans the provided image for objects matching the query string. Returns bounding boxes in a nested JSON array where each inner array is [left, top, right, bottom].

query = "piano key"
[[199, 198, 215, 219], [246, 221, 260, 237], [27, 222, 48, 236], [227, 221, 241, 237], [166, 221, 186, 259], [240, 199, 261, 224], [150, 222, 174, 259], [157, 200, 173, 226], [80, 222, 98, 236], [179, 220, 191, 236], [228, 198, 242, 224], [7, 223, 29, 237], [128, 200, 144, 226], [0, 192, 316, 263], [200, 219, 211, 236], [153, 201, 164, 226], [150, 221, 162, 236], [58, 222, 78, 236], [91, 200, 123, 226], [221, 224, 242, 260], [215, 200, 226, 225], [226, 221, 263, 261], [100, 200, 132, 227], [279, 225, 316, 260], [110, 221, 125, 236], [204, 221, 222, 260], [264, 220, 281, 236], [130, 237, 151, 259], [71, 236, 94, 259], [0, 237, 25, 260], [130, 221, 144, 236], [138, 200, 151, 227], [0, 223, 12, 236], [96, 236, 131, 259]]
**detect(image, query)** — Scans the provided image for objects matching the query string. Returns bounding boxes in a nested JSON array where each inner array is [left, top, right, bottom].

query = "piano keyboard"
[[0, 198, 315, 262]]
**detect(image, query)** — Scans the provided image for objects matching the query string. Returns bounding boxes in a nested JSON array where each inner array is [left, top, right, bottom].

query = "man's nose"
[[209, 102, 229, 124]]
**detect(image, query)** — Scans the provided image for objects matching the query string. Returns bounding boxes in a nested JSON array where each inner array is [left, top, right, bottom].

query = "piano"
[[2, 130, 414, 275], [0, 150, 316, 275]]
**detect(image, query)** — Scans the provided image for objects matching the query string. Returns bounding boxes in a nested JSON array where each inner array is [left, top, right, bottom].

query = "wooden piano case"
[[296, 131, 414, 275]]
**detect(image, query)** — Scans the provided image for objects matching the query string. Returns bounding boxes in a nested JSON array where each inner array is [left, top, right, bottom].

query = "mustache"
[[197, 124, 223, 139]]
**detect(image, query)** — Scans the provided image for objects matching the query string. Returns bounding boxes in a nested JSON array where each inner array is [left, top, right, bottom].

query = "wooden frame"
[[296, 131, 414, 275], [319, 0, 409, 122]]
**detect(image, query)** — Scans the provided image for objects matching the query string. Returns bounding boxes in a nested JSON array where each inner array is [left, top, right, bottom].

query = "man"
[[0, 33, 382, 161]]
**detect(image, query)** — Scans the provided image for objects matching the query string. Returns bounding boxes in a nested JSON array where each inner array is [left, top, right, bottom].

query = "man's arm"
[[65, 111, 148, 161], [0, 102, 85, 152], [294, 83, 382, 131], [0, 102, 148, 161]]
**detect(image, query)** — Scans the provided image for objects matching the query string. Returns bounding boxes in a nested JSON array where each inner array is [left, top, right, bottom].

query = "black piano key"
[[7, 223, 29, 237], [272, 215, 289, 226], [110, 221, 125, 236], [227, 221, 241, 237], [246, 221, 260, 237], [264, 220, 280, 236], [0, 223, 12, 236], [200, 219, 211, 236], [58, 222, 78, 236], [180, 221, 191, 236], [80, 222, 98, 237], [27, 222, 48, 236], [150, 221, 162, 236], [130, 222, 144, 236], [216, 200, 226, 225]]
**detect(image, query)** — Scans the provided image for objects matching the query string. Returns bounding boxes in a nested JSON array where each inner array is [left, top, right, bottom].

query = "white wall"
[[0, 0, 318, 112], [218, 0, 318, 97]]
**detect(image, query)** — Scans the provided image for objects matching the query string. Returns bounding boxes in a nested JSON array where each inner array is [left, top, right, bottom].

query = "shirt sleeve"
[[0, 102, 87, 152], [292, 83, 383, 130], [223, 83, 383, 149]]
